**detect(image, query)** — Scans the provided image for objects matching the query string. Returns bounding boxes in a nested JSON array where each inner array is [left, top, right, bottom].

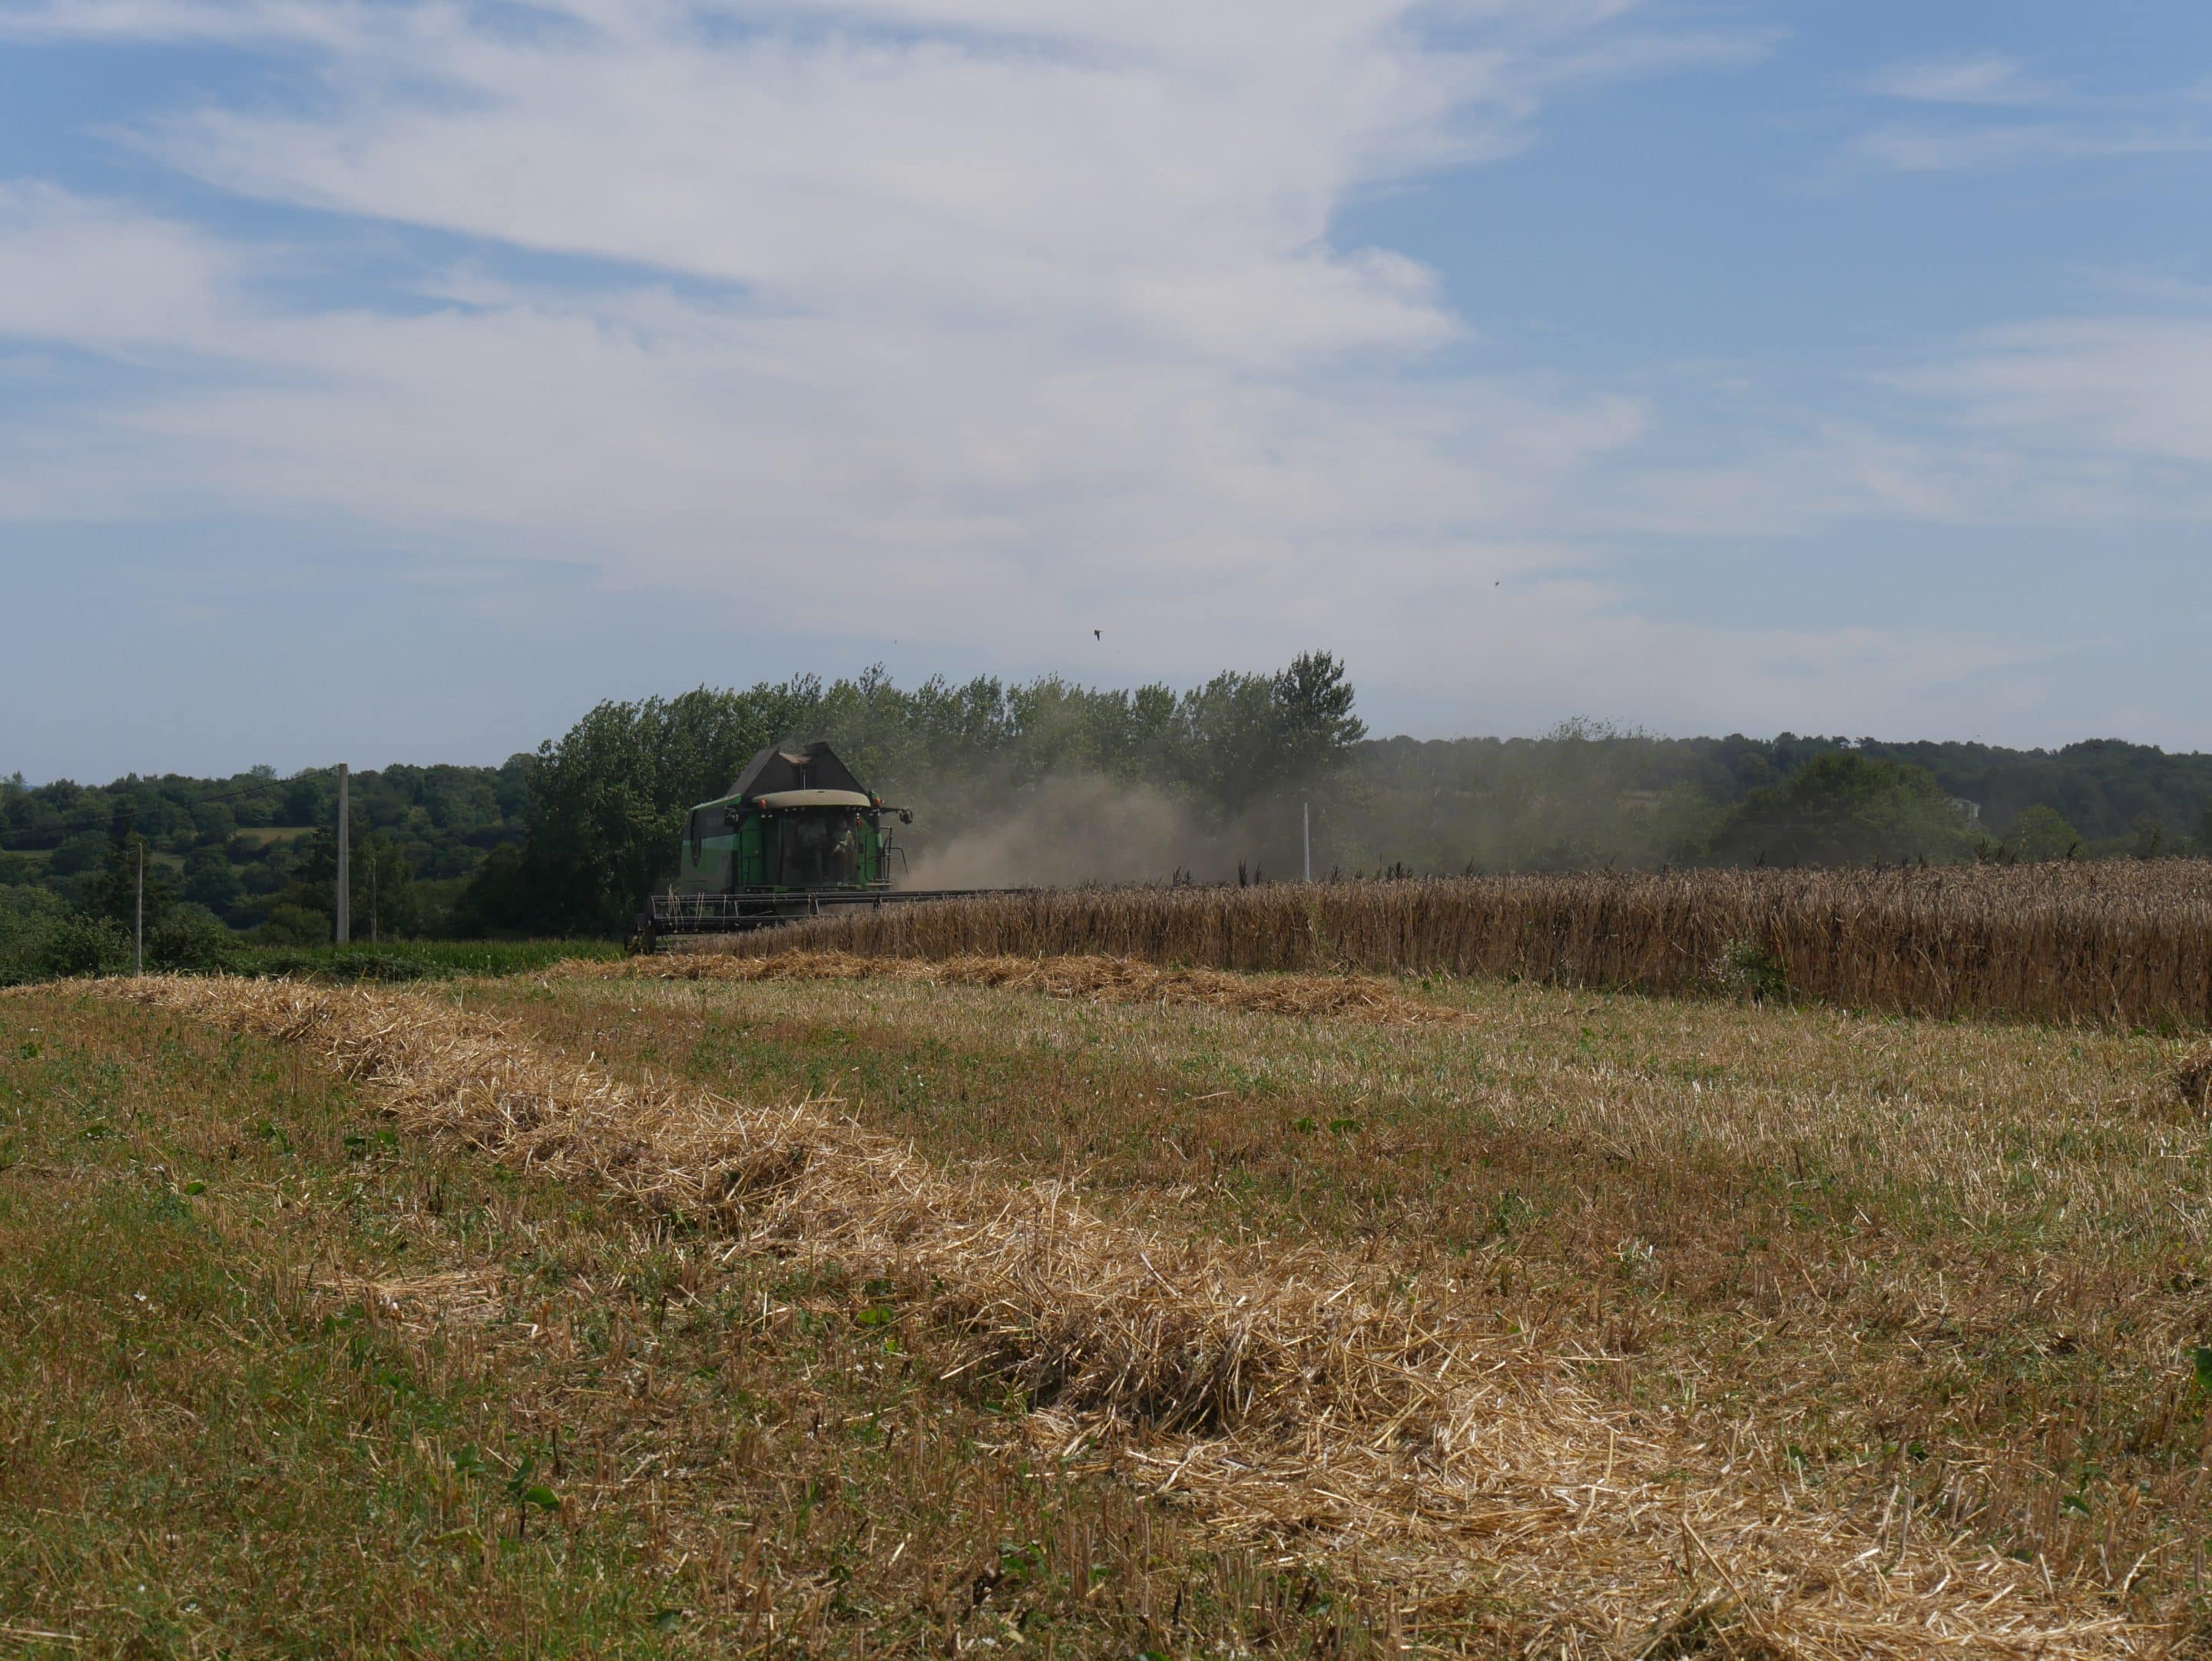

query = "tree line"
[[6, 655, 2212, 964]]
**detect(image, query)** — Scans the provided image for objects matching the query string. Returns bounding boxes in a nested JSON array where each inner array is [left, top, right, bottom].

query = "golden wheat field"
[[695, 861, 2212, 1030], [8, 931, 2212, 1657]]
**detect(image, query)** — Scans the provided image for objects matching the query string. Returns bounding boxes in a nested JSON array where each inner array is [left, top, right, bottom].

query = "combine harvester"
[[634, 740, 1002, 949]]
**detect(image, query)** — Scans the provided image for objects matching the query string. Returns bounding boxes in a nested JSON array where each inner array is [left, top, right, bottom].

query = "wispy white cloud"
[[1855, 121, 2211, 173], [1862, 54, 2059, 108], [0, 0, 2181, 740], [0, 181, 240, 352], [1851, 50, 2211, 173], [0, 0, 362, 49], [1890, 316, 2212, 475]]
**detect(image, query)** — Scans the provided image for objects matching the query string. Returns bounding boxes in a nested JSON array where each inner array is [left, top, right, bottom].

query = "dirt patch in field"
[[570, 948, 1467, 1028], [93, 974, 2145, 1659]]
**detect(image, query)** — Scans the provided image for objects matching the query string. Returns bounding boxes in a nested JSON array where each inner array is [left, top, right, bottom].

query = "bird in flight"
[[1093, 629, 1101, 640]]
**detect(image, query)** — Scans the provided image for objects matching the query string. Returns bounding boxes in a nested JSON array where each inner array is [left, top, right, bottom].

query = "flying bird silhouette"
[[1093, 629, 1101, 640]]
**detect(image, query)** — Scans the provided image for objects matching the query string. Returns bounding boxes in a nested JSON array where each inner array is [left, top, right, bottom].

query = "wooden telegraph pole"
[[336, 764, 350, 945], [134, 839, 144, 976]]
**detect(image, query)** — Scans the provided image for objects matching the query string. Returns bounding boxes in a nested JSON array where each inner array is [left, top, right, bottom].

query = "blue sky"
[[2, 0, 2210, 782]]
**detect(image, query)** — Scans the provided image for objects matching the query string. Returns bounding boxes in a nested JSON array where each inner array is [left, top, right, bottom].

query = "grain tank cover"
[[754, 789, 872, 809], [727, 740, 869, 801]]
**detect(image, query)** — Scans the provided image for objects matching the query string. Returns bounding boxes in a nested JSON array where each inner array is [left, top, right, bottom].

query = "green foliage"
[[1352, 717, 1724, 874], [253, 825, 442, 944], [47, 828, 110, 877], [0, 885, 71, 984], [181, 843, 246, 912], [147, 904, 240, 972], [255, 902, 333, 947], [76, 833, 182, 930], [0, 759, 531, 933], [1780, 733, 2212, 852], [0, 889, 253, 984], [1714, 938, 1790, 1004], [1708, 754, 1977, 869], [0, 923, 610, 988], [0, 881, 63, 931], [1352, 728, 2212, 873], [2005, 805, 2082, 862], [29, 913, 132, 978], [191, 799, 237, 843]]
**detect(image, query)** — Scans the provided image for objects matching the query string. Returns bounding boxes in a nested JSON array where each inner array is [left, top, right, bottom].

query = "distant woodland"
[[8, 655, 2212, 965]]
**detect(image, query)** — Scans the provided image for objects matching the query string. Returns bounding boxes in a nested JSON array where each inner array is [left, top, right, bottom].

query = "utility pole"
[[335, 764, 350, 946], [1303, 799, 1312, 884], [134, 839, 144, 976], [369, 846, 378, 944]]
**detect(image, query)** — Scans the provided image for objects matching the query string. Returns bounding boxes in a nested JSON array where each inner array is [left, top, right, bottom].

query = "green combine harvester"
[[636, 740, 992, 947]]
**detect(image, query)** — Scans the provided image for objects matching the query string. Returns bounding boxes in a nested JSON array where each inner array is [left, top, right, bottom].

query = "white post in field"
[[335, 764, 351, 945]]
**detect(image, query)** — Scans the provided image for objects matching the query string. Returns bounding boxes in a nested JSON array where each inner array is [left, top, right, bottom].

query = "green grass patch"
[[227, 826, 314, 847], [225, 938, 622, 983]]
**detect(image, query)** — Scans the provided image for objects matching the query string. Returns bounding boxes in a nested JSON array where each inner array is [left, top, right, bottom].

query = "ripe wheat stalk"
[[689, 862, 2212, 1030]]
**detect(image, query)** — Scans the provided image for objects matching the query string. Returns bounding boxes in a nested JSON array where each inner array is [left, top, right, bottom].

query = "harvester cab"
[[637, 740, 929, 946], [678, 741, 907, 895]]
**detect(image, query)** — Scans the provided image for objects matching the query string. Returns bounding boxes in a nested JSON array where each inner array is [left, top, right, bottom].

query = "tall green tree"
[[2006, 805, 2081, 862], [1270, 650, 1366, 783]]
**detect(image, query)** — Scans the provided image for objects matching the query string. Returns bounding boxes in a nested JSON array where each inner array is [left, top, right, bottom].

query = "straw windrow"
[[98, 975, 2149, 1658], [571, 948, 1467, 1027]]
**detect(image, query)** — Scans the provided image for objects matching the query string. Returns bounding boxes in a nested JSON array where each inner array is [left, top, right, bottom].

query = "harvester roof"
[[727, 740, 868, 801], [753, 789, 872, 809]]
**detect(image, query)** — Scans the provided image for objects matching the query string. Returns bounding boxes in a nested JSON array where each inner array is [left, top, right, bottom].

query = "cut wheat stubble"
[[571, 948, 1466, 1028], [101, 975, 2149, 1659]]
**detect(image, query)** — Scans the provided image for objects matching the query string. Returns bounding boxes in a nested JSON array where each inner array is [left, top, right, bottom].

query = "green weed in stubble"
[[2190, 1345, 2212, 1395]]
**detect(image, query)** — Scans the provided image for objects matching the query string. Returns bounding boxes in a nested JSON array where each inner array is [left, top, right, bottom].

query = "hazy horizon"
[[8, 676, 2205, 792]]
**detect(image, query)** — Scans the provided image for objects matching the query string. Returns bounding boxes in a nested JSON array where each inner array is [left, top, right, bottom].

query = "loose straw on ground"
[[98, 976, 2150, 1658], [569, 948, 1466, 1028]]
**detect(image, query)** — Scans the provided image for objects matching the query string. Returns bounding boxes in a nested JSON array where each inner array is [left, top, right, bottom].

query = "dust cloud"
[[902, 773, 1256, 889]]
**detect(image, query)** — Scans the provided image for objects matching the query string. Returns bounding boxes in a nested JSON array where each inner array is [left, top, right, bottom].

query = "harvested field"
[[580, 948, 1464, 1027], [491, 968, 2212, 1646], [38, 973, 2167, 1656], [0, 985, 1338, 1658], [693, 860, 2212, 1028]]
